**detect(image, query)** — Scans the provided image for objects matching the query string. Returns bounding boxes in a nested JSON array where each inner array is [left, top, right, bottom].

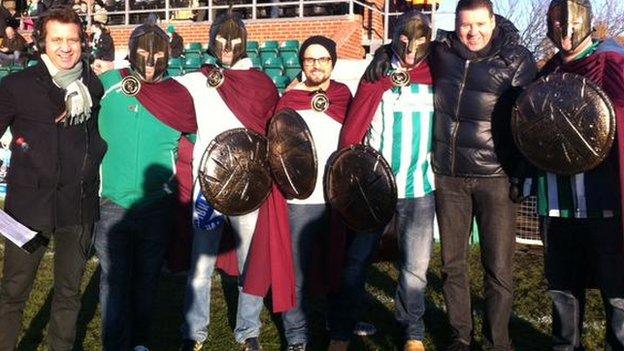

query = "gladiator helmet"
[[128, 14, 170, 83], [209, 7, 247, 67], [391, 11, 432, 67], [547, 0, 593, 53]]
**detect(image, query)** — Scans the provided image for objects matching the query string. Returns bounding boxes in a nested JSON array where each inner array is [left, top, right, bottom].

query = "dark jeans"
[[94, 197, 173, 350], [282, 203, 330, 345], [542, 216, 624, 351], [435, 175, 516, 350], [328, 196, 435, 341], [0, 224, 94, 351]]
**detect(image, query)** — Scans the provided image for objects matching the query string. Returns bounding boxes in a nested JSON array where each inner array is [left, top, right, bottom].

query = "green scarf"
[[41, 54, 93, 126]]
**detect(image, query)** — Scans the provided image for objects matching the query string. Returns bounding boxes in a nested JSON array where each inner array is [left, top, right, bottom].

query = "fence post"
[[299, 0, 303, 18], [208, 0, 213, 22], [430, 1, 436, 39], [383, 0, 389, 43], [165, 0, 170, 21], [125, 0, 130, 25], [86, 0, 92, 26], [252, 0, 257, 19], [348, 0, 353, 15]]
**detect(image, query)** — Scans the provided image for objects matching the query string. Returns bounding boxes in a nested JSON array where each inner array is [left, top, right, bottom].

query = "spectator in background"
[[0, 26, 27, 66], [167, 24, 183, 58], [72, 0, 88, 15], [93, 0, 108, 23], [90, 21, 114, 61], [0, 4, 11, 34], [20, 0, 38, 30]]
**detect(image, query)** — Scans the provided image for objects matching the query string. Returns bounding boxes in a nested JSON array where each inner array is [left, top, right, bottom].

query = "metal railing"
[[64, 0, 452, 43]]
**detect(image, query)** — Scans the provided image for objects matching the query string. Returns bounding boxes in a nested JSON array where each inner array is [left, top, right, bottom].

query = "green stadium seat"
[[27, 60, 38, 67], [250, 56, 262, 68], [259, 40, 279, 57], [272, 74, 290, 93], [284, 67, 301, 80], [260, 40, 279, 50], [167, 67, 184, 76], [203, 54, 217, 65], [168, 57, 184, 69], [281, 40, 299, 50], [0, 70, 9, 81], [184, 52, 203, 61], [260, 51, 278, 62], [262, 56, 283, 69], [264, 67, 283, 77], [282, 54, 299, 68], [246, 51, 259, 59], [8, 64, 22, 73], [246, 41, 259, 55], [185, 56, 203, 72], [279, 40, 299, 55], [185, 42, 203, 54]]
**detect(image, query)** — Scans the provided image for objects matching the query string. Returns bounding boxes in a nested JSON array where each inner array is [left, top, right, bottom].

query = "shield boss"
[[512, 72, 616, 175], [199, 128, 272, 216], [267, 109, 318, 199], [325, 145, 397, 233]]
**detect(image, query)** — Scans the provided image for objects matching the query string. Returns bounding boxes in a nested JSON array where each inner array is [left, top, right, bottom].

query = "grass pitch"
[[0, 244, 608, 350]]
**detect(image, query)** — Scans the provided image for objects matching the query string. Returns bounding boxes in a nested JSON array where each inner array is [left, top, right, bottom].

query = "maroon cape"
[[120, 69, 197, 133], [198, 66, 296, 312], [119, 69, 198, 272], [329, 62, 433, 290], [275, 80, 352, 123], [541, 44, 624, 229]]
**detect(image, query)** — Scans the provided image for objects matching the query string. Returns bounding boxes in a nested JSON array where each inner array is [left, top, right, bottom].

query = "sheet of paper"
[[0, 208, 37, 247]]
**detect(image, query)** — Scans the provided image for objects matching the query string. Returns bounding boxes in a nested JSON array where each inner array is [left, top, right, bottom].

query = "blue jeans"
[[329, 195, 435, 341], [395, 194, 435, 341], [181, 206, 264, 343], [542, 216, 624, 351], [94, 197, 173, 350], [282, 203, 330, 345]]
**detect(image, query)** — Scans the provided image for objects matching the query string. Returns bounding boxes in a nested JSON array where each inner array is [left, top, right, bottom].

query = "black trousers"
[[542, 216, 624, 351], [435, 175, 517, 350], [0, 224, 93, 351]]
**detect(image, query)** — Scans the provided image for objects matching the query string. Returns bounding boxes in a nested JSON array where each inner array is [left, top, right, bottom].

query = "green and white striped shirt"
[[366, 79, 435, 199], [524, 171, 618, 219]]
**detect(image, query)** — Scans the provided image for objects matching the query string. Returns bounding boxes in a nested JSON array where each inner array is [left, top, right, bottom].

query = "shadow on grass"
[[17, 292, 53, 350], [219, 272, 240, 332], [73, 266, 101, 351]]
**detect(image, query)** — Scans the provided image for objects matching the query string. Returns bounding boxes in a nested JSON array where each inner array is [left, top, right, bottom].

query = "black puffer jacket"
[[431, 16, 537, 177]]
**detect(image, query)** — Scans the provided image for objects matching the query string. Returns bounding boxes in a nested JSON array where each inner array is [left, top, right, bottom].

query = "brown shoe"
[[179, 339, 203, 351], [404, 340, 425, 351], [327, 339, 349, 351]]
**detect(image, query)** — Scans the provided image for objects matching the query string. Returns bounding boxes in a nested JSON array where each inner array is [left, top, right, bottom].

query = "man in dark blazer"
[[0, 8, 106, 351]]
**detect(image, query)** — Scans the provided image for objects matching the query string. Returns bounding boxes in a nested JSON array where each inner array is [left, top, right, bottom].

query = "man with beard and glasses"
[[270, 35, 352, 351], [326, 11, 434, 351], [365, 1, 536, 350], [175, 8, 284, 351], [0, 8, 106, 350], [93, 15, 197, 351], [521, 0, 624, 349]]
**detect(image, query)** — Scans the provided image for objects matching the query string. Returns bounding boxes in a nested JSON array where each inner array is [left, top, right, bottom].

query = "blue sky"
[[432, 0, 619, 32]]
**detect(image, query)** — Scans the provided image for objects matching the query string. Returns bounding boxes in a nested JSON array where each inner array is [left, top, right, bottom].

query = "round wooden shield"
[[325, 144, 397, 232], [198, 128, 272, 215], [267, 108, 317, 199], [512, 72, 616, 175]]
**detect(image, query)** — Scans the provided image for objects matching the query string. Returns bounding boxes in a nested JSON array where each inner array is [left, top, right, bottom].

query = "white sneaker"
[[353, 321, 377, 336]]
